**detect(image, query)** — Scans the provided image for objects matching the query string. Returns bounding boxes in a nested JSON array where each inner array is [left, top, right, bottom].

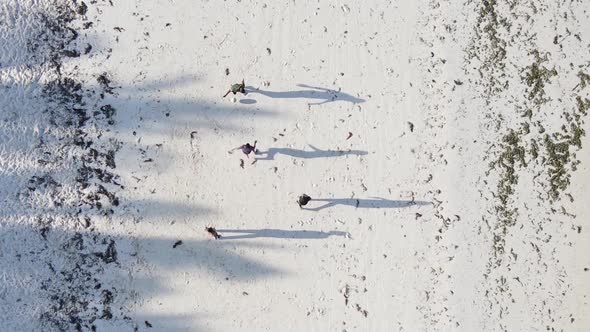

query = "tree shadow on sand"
[[255, 144, 367, 161], [302, 198, 431, 211], [216, 229, 347, 240], [0, 3, 330, 331], [247, 84, 365, 105], [0, 221, 286, 331]]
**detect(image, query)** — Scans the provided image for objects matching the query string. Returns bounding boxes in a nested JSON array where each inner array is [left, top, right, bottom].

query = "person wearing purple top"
[[228, 140, 257, 158]]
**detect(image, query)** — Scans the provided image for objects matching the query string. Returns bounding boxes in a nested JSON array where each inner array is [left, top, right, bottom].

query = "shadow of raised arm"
[[296, 84, 333, 92]]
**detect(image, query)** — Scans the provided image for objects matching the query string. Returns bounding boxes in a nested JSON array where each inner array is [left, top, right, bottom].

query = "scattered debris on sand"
[[340, 285, 350, 305], [97, 72, 115, 95], [355, 304, 368, 317]]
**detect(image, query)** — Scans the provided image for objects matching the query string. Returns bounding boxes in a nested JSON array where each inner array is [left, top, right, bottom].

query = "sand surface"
[[1, 0, 589, 331]]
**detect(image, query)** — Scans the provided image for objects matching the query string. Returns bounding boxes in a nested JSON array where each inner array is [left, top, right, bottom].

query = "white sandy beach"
[[1, 0, 589, 331]]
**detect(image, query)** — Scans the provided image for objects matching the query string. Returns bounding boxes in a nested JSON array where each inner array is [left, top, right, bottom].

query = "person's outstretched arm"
[[228, 145, 243, 154]]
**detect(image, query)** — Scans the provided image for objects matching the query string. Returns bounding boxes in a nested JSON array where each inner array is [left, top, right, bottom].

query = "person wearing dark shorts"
[[297, 194, 312, 208]]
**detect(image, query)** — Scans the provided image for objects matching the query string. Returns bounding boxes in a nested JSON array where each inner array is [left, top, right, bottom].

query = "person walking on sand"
[[205, 226, 221, 240], [297, 194, 312, 208], [223, 79, 246, 97], [228, 141, 257, 158]]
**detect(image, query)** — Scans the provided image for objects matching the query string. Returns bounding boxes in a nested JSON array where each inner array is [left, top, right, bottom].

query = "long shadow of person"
[[217, 229, 347, 240], [255, 145, 367, 161], [302, 198, 431, 211], [247, 84, 365, 105]]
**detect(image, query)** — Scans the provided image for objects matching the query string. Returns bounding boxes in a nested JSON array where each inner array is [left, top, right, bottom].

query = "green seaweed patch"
[[521, 121, 530, 134], [538, 95, 587, 202], [577, 96, 590, 116], [488, 129, 528, 262], [522, 108, 533, 119], [543, 135, 572, 201], [577, 70, 590, 89], [468, 0, 510, 96], [569, 122, 585, 148], [522, 50, 557, 106], [494, 130, 527, 206], [530, 138, 539, 159]]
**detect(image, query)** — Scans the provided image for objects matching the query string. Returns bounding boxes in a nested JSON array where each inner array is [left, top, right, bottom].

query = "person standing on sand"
[[223, 79, 246, 97], [228, 141, 257, 158], [297, 194, 312, 208], [205, 226, 221, 239]]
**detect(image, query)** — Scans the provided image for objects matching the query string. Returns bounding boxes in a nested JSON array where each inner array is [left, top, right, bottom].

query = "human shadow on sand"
[[302, 198, 431, 211], [216, 229, 347, 240], [255, 145, 367, 161], [247, 84, 365, 105]]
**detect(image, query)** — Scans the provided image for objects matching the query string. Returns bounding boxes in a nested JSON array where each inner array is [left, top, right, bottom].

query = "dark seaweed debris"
[[28, 1, 126, 330], [96, 104, 116, 125], [77, 2, 88, 15], [523, 50, 557, 107], [97, 73, 115, 95], [94, 240, 118, 263], [40, 234, 121, 332]]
